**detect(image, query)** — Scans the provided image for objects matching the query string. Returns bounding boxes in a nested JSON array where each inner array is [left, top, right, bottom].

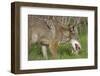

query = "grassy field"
[[28, 33, 88, 60]]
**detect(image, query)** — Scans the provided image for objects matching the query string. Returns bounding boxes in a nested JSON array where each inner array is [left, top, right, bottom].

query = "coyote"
[[28, 15, 81, 59]]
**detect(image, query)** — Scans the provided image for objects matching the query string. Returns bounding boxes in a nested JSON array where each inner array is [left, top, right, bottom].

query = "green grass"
[[28, 34, 88, 60]]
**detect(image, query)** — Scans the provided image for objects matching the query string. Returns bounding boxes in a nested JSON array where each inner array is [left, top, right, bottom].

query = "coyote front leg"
[[49, 40, 58, 59], [42, 45, 48, 59]]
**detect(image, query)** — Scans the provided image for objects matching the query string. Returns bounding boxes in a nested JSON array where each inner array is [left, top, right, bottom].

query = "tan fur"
[[49, 40, 59, 59]]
